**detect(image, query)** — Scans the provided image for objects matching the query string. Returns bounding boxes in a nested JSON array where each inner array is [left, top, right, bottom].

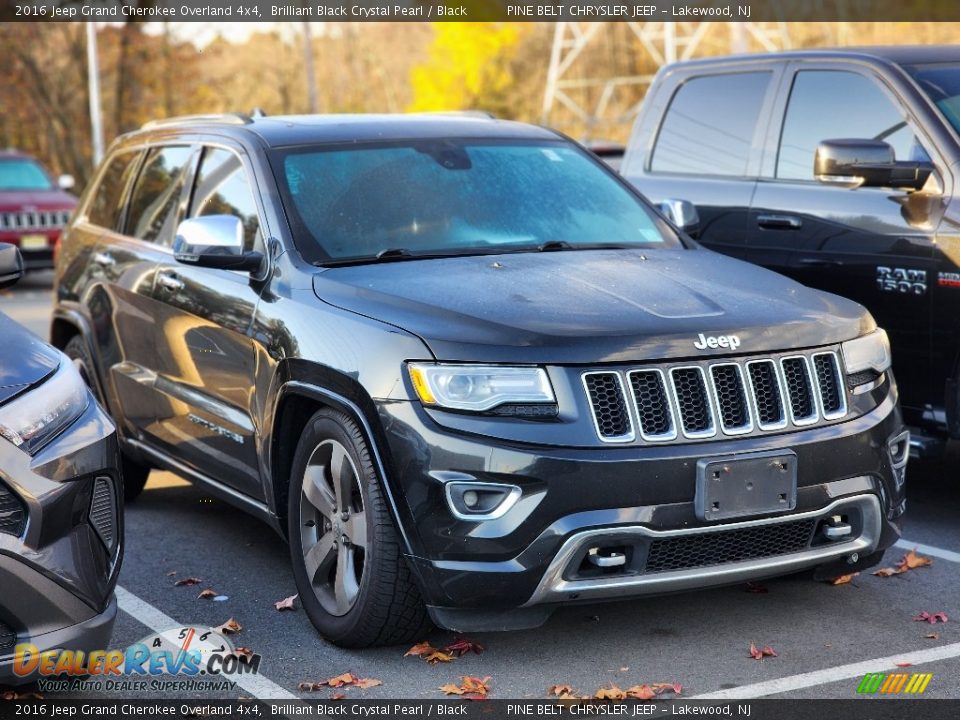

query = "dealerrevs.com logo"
[[13, 625, 261, 692], [857, 671, 933, 695]]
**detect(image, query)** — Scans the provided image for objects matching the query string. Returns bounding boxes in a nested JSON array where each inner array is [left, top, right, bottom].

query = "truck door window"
[[777, 70, 930, 181], [650, 72, 771, 177]]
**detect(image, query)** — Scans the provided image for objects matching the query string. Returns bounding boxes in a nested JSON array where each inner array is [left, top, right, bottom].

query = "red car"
[[0, 150, 77, 270]]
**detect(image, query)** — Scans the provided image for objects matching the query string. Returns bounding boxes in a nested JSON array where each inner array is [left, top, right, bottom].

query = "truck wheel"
[[288, 408, 431, 647], [64, 335, 150, 501]]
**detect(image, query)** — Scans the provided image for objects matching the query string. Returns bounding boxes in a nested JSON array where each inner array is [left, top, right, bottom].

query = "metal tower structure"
[[541, 22, 796, 139]]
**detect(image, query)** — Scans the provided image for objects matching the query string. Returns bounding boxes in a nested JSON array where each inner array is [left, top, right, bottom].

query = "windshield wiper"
[[537, 240, 573, 252], [376, 248, 415, 260]]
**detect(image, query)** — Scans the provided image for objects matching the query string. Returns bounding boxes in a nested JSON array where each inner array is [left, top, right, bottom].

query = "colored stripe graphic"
[[857, 672, 932, 694]]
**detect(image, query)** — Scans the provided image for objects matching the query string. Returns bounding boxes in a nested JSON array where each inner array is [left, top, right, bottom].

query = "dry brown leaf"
[[331, 693, 346, 701], [651, 682, 683, 696], [549, 684, 574, 696], [355, 678, 383, 689], [274, 594, 298, 611], [595, 685, 627, 700], [197, 588, 218, 599], [913, 611, 948, 624], [749, 643, 777, 660], [404, 641, 436, 657], [897, 549, 933, 571], [424, 650, 455, 665], [439, 683, 466, 696], [326, 672, 359, 688], [828, 573, 858, 585], [216, 617, 242, 634], [625, 685, 656, 700], [461, 676, 491, 696], [925, 632, 940, 640], [174, 577, 202, 586], [445, 636, 485, 657], [872, 567, 903, 577]]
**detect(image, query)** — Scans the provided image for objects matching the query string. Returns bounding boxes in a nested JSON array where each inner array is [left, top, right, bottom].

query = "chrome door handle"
[[156, 271, 184, 292], [91, 251, 115, 267]]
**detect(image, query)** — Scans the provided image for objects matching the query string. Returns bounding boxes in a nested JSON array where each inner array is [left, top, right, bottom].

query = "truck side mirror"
[[0, 242, 24, 290], [659, 198, 701, 238], [814, 138, 933, 192]]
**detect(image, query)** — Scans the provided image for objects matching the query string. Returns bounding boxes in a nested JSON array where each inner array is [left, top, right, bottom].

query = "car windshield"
[[271, 139, 678, 264], [0, 158, 53, 191], [905, 63, 960, 135]]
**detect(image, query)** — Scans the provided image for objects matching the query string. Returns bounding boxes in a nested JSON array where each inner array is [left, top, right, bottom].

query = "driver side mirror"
[[814, 138, 934, 192], [659, 198, 701, 238], [173, 215, 263, 272], [0, 243, 24, 290]]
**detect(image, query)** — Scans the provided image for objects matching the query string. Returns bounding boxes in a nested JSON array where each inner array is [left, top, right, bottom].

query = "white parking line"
[[895, 539, 960, 564], [115, 585, 297, 700], [692, 641, 960, 699]]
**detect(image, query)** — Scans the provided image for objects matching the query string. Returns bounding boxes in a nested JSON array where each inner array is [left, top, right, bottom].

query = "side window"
[[86, 152, 140, 230], [777, 70, 931, 181], [189, 147, 261, 251], [125, 146, 196, 245], [650, 72, 771, 177]]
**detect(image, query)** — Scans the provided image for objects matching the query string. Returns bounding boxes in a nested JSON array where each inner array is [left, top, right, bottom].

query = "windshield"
[[905, 63, 960, 135], [271, 139, 678, 264], [0, 158, 54, 191]]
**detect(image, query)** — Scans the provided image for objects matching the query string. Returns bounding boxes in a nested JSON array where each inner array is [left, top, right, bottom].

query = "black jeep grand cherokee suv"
[[53, 113, 907, 647]]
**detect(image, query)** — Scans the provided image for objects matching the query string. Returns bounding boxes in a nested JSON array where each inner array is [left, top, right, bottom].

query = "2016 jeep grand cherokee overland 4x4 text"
[[53, 113, 907, 647], [623, 46, 960, 452]]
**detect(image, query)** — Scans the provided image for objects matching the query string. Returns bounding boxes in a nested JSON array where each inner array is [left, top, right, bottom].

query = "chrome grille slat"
[[0, 210, 69, 232], [582, 347, 848, 444]]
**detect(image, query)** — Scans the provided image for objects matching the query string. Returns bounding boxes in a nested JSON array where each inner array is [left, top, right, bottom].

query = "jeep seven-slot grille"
[[0, 210, 70, 231], [644, 518, 818, 572], [583, 350, 847, 444]]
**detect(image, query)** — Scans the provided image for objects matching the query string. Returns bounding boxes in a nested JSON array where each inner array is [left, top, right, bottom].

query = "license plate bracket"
[[695, 450, 797, 521]]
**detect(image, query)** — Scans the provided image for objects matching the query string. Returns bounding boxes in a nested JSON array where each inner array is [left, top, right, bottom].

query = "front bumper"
[[377, 383, 906, 631], [0, 396, 121, 685]]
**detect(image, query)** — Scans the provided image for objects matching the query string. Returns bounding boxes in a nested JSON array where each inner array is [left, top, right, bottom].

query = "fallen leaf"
[[355, 678, 383, 689], [925, 633, 940, 640], [298, 681, 318, 692], [872, 567, 903, 577], [331, 693, 346, 701], [424, 650, 455, 665], [549, 684, 574, 696], [404, 641, 436, 657], [326, 672, 359, 688], [460, 676, 491, 696], [275, 594, 298, 611], [828, 573, 858, 585], [595, 685, 627, 700], [625, 685, 656, 700], [174, 577, 202, 586], [745, 581, 769, 593], [619, 667, 629, 672], [439, 684, 466, 696], [445, 636, 485, 657], [232, 647, 255, 660], [913, 611, 948, 624], [749, 643, 777, 660], [895, 662, 912, 668], [651, 682, 683, 696], [215, 618, 242, 634], [897, 549, 932, 572], [197, 588, 218, 599], [166, 571, 177, 577]]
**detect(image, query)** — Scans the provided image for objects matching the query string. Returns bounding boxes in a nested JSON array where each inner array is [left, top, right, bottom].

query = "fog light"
[[444, 481, 522, 521]]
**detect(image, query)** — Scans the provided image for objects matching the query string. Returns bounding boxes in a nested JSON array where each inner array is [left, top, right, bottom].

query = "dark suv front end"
[[0, 262, 121, 684]]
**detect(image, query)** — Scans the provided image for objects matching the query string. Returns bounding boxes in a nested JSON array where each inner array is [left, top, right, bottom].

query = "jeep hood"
[[0, 313, 60, 405], [312, 249, 874, 364]]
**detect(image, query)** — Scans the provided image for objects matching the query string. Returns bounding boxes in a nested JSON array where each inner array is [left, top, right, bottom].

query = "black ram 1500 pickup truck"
[[623, 46, 960, 453]]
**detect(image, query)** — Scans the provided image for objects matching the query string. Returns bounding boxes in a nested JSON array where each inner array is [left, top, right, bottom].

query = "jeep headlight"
[[841, 329, 892, 375], [408, 363, 555, 412], [0, 359, 89, 455]]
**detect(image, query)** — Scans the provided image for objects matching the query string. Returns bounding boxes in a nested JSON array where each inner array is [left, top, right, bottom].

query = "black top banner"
[[5, 0, 960, 22]]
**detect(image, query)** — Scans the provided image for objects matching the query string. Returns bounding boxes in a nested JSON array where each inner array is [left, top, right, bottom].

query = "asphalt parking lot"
[[2, 272, 958, 702]]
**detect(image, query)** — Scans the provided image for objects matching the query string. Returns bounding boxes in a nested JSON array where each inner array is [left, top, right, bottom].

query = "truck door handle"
[[156, 271, 184, 292], [757, 214, 803, 230], [798, 258, 845, 268], [91, 251, 115, 268]]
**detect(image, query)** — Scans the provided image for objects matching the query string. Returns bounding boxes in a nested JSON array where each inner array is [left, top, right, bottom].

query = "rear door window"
[[650, 72, 772, 177], [87, 152, 140, 230], [125, 146, 197, 245], [776, 70, 930, 180]]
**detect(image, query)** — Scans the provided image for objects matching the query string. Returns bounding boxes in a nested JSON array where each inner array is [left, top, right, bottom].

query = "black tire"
[[64, 335, 150, 501], [288, 408, 431, 647]]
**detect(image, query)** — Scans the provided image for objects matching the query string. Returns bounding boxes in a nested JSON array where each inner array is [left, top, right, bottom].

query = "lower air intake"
[[89, 477, 117, 552]]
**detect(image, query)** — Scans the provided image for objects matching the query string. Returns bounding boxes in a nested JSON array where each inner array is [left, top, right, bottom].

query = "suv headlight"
[[408, 363, 555, 412], [0, 360, 89, 455], [841, 329, 892, 375]]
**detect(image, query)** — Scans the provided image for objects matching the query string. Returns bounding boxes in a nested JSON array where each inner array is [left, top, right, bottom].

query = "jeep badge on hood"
[[694, 333, 741, 350]]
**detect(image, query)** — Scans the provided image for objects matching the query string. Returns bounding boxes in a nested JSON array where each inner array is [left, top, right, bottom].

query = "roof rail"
[[141, 113, 253, 130]]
